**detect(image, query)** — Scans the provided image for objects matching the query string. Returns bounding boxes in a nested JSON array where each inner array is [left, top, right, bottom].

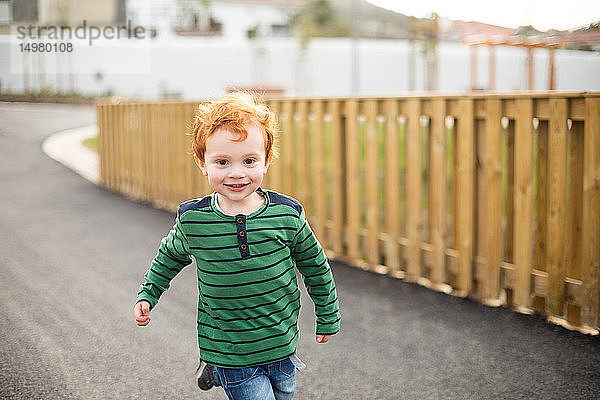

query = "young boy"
[[133, 92, 341, 400]]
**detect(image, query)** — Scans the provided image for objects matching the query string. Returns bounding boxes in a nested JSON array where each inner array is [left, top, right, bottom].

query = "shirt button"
[[240, 244, 247, 251], [236, 217, 243, 224], [239, 231, 245, 237]]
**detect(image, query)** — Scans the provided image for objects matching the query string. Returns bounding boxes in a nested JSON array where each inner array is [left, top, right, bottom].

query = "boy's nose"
[[228, 165, 246, 178]]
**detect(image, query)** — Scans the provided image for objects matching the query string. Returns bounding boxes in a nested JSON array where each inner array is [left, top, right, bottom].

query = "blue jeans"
[[213, 357, 296, 400]]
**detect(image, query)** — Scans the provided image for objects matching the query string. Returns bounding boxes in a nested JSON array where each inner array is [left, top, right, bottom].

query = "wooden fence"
[[97, 93, 600, 334]]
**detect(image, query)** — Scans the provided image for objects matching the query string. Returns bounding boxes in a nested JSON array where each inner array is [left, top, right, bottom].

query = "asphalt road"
[[1, 103, 599, 400]]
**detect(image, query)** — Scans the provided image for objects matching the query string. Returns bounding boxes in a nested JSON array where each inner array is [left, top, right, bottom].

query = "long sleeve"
[[292, 209, 341, 335], [137, 215, 192, 309]]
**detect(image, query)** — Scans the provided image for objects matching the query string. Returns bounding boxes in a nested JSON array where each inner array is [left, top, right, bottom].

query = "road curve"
[[1, 103, 599, 400]]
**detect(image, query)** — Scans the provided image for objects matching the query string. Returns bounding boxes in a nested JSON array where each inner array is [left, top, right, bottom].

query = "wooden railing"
[[97, 93, 600, 334]]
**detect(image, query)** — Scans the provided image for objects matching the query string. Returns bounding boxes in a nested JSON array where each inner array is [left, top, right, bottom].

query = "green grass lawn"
[[82, 136, 97, 152]]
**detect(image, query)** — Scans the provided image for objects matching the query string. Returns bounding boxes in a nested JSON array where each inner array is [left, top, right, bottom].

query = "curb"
[[42, 125, 99, 184]]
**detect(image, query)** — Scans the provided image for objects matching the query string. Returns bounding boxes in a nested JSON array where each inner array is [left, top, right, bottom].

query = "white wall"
[[1, 34, 599, 99]]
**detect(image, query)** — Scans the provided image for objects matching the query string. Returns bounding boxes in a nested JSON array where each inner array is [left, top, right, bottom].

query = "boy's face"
[[197, 123, 269, 206]]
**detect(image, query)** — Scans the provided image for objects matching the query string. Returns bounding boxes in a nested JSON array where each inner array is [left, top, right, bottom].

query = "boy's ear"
[[194, 154, 208, 176]]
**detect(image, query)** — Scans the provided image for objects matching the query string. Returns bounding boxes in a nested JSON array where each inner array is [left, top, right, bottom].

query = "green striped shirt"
[[137, 188, 340, 368]]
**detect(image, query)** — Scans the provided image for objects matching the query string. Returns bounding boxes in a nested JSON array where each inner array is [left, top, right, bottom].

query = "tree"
[[291, 0, 350, 48]]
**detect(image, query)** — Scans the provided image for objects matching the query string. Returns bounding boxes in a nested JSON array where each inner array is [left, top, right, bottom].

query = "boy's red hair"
[[192, 91, 279, 164]]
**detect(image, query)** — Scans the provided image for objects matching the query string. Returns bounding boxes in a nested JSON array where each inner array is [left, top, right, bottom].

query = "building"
[[127, 0, 303, 40], [1, 0, 125, 26]]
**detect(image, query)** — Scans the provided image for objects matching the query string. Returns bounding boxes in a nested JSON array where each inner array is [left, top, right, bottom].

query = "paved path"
[[1, 103, 599, 399]]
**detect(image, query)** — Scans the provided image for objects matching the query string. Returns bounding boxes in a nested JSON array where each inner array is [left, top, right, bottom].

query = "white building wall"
[[1, 34, 600, 99]]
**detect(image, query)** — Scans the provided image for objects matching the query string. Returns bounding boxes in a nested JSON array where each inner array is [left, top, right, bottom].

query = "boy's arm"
[[136, 215, 192, 310], [292, 209, 341, 337]]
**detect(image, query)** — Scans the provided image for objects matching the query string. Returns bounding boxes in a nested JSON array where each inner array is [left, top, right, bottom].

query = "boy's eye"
[[216, 160, 228, 166], [243, 158, 255, 165]]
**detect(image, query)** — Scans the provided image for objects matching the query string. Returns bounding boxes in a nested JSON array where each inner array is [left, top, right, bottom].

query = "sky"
[[366, 0, 600, 31]]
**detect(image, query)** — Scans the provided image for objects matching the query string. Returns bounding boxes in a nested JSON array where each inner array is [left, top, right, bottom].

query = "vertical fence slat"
[[281, 101, 294, 195], [170, 104, 182, 208], [567, 120, 584, 326], [121, 104, 129, 194], [122, 104, 130, 195], [134, 104, 143, 201], [115, 104, 123, 192], [567, 122, 583, 283], [183, 103, 195, 201], [429, 99, 447, 288], [150, 104, 160, 204], [455, 98, 475, 296], [97, 105, 106, 186], [160, 104, 171, 208], [405, 99, 422, 281], [107, 105, 116, 190], [581, 97, 600, 329], [296, 101, 309, 211], [505, 120, 515, 265], [546, 98, 568, 317], [268, 100, 282, 191], [103, 104, 111, 188], [483, 99, 504, 304], [128, 104, 135, 199], [151, 103, 160, 207], [475, 116, 486, 298], [138, 104, 146, 201], [345, 100, 361, 262], [166, 104, 175, 208], [136, 104, 145, 202], [158, 103, 169, 208], [451, 118, 458, 250], [148, 104, 156, 206], [174, 104, 187, 205], [513, 98, 534, 311], [329, 100, 344, 256], [384, 99, 401, 275], [534, 119, 549, 314], [365, 100, 380, 269], [312, 100, 326, 244], [127, 104, 136, 196]]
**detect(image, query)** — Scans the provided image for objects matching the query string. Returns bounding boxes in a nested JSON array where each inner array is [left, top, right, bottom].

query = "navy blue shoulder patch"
[[178, 195, 211, 217], [267, 190, 302, 214]]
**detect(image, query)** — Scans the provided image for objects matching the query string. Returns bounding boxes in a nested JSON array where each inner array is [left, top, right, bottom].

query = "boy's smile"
[[197, 123, 269, 215]]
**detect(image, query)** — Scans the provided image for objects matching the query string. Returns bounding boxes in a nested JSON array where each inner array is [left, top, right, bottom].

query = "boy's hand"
[[134, 301, 152, 326], [316, 334, 331, 343]]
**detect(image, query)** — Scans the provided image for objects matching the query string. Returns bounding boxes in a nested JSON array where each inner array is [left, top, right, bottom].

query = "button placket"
[[235, 214, 250, 259]]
